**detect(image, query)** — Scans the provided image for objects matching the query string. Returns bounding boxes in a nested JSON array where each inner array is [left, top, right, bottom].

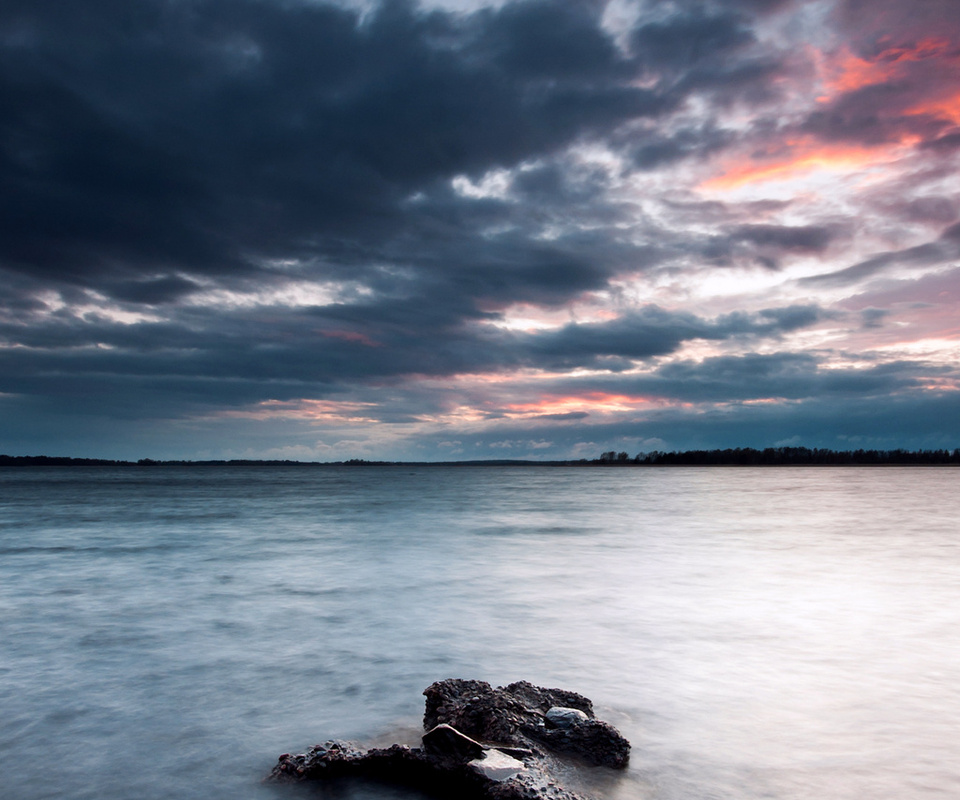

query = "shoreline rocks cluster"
[[270, 679, 631, 800]]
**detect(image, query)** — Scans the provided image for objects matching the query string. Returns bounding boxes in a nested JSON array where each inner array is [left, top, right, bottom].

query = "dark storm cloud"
[[694, 223, 839, 269], [0, 0, 801, 349], [517, 304, 826, 370], [518, 307, 712, 367], [628, 125, 733, 170], [3, 0, 956, 460], [670, 221, 841, 271], [630, 8, 755, 73], [628, 5, 785, 104], [0, 0, 673, 307], [510, 161, 609, 203], [0, 296, 829, 420], [641, 352, 926, 402], [470, 0, 625, 80], [106, 276, 204, 305]]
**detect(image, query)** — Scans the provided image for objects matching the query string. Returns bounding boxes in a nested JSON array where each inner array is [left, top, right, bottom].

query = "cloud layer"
[[1, 0, 958, 459]]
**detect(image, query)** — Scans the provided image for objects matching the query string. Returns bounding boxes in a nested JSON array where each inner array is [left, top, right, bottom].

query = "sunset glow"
[[904, 92, 960, 126], [817, 38, 956, 99], [503, 392, 663, 416], [701, 138, 910, 191]]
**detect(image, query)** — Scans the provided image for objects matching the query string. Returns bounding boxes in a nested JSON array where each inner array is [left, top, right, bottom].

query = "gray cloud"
[[801, 84, 953, 147], [628, 125, 734, 170], [731, 224, 835, 252], [373, 355, 960, 459], [0, 0, 672, 301], [630, 8, 756, 74], [924, 132, 960, 152], [0, 297, 831, 423], [860, 307, 890, 328], [643, 352, 927, 402], [1, 0, 958, 459], [802, 221, 960, 287], [0, 0, 806, 330]]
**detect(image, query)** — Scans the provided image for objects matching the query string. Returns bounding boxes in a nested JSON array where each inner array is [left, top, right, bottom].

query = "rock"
[[269, 679, 631, 799], [546, 707, 590, 728], [423, 723, 486, 761], [469, 749, 526, 781], [273, 743, 586, 800], [423, 678, 630, 769]]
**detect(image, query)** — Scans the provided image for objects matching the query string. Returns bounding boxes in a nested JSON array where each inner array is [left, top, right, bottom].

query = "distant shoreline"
[[2, 447, 959, 468]]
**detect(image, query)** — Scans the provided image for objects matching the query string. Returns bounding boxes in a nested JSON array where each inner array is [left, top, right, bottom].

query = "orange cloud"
[[503, 392, 666, 416], [904, 92, 960, 126], [700, 137, 900, 191], [817, 48, 897, 98], [702, 37, 960, 192], [817, 38, 957, 101]]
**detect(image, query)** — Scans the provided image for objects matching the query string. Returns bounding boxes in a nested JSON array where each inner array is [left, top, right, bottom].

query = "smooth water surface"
[[1, 466, 958, 800]]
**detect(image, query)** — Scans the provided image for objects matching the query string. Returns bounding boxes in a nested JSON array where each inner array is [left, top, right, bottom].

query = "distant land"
[[2, 447, 959, 467]]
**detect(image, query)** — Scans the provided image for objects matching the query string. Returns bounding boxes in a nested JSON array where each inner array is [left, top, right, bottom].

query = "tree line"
[[596, 447, 960, 465]]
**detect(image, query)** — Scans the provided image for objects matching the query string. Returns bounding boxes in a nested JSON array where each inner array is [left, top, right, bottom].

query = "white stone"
[[545, 707, 589, 727], [468, 749, 526, 781]]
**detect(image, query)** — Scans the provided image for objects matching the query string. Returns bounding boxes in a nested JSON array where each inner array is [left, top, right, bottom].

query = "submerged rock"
[[270, 679, 631, 800]]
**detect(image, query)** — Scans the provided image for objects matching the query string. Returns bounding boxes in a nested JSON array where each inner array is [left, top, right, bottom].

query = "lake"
[[1, 466, 958, 800]]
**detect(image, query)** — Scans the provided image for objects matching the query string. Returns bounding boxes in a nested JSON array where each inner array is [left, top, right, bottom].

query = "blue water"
[[1, 466, 959, 800]]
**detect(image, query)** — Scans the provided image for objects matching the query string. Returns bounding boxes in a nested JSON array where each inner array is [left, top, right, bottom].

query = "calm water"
[[1, 466, 959, 800]]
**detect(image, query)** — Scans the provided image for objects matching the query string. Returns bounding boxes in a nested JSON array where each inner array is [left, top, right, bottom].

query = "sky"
[[2, 0, 959, 461]]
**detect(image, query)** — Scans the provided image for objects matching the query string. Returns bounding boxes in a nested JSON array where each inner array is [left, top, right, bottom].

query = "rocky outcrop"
[[270, 679, 630, 800], [423, 679, 631, 769]]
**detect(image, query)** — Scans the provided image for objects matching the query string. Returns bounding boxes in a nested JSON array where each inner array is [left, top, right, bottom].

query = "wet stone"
[[423, 723, 486, 761], [270, 679, 631, 800], [545, 708, 590, 728], [469, 749, 526, 781]]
